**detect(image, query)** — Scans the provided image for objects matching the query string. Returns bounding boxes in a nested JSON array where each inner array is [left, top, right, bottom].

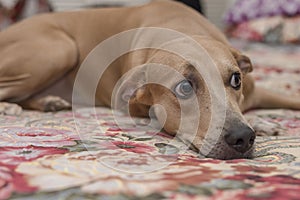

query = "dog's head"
[[120, 36, 255, 159]]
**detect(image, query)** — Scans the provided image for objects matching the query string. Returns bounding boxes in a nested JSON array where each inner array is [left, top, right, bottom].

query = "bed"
[[1, 1, 300, 200], [0, 40, 298, 200]]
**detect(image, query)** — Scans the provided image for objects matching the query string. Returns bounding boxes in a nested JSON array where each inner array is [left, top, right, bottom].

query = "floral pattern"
[[224, 0, 300, 44], [0, 146, 68, 166], [0, 164, 36, 199], [223, 0, 300, 25], [0, 40, 300, 199], [227, 16, 300, 44], [0, 127, 79, 148]]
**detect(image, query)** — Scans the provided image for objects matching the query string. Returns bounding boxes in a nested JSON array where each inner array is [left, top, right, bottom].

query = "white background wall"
[[0, 0, 236, 29], [49, 0, 237, 29], [49, 0, 150, 11], [203, 0, 236, 29]]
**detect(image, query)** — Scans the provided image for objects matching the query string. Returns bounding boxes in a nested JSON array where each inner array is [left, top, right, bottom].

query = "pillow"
[[224, 0, 300, 26], [228, 16, 300, 44]]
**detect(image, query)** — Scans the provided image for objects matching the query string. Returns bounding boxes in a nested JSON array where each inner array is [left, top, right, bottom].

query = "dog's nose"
[[224, 126, 256, 153]]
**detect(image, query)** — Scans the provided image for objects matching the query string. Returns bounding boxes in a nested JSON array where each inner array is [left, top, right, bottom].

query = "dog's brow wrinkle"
[[181, 64, 202, 91], [182, 63, 195, 72]]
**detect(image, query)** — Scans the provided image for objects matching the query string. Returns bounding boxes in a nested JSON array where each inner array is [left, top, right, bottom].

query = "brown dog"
[[0, 0, 299, 159]]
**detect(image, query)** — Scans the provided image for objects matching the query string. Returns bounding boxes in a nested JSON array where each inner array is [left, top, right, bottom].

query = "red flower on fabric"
[[0, 127, 79, 148], [231, 165, 277, 174], [103, 141, 156, 153], [234, 186, 300, 200], [232, 23, 263, 41], [226, 174, 262, 181], [0, 146, 68, 166], [226, 174, 300, 185], [280, 118, 300, 129], [259, 175, 300, 185], [180, 155, 222, 165], [0, 164, 37, 199]]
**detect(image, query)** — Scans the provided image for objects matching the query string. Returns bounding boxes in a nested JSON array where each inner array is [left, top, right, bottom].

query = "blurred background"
[[1, 0, 300, 44], [0, 0, 235, 29], [50, 0, 236, 29]]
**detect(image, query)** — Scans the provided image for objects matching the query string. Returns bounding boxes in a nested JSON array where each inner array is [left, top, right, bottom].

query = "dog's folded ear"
[[130, 85, 153, 106], [230, 47, 253, 74], [128, 85, 153, 118], [113, 67, 153, 117]]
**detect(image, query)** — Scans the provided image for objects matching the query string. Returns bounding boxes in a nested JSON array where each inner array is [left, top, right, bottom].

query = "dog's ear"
[[127, 85, 153, 118], [115, 67, 153, 117], [130, 85, 153, 106], [230, 47, 253, 74]]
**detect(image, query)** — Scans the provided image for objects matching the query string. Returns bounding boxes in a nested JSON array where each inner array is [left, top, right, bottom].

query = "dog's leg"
[[250, 87, 300, 110], [246, 115, 286, 136], [21, 95, 71, 112], [0, 102, 22, 115], [0, 28, 78, 113], [0, 74, 31, 115], [243, 85, 300, 135], [241, 74, 300, 111]]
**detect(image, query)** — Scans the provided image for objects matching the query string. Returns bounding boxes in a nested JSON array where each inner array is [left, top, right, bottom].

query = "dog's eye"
[[230, 72, 241, 90], [174, 80, 194, 99]]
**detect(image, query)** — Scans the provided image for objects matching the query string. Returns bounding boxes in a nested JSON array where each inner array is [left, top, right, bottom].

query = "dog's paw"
[[0, 102, 22, 116], [246, 116, 285, 136], [37, 96, 71, 112]]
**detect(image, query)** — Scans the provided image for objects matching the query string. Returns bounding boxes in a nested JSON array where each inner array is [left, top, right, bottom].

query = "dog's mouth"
[[198, 140, 255, 160], [197, 122, 256, 160], [182, 136, 255, 160]]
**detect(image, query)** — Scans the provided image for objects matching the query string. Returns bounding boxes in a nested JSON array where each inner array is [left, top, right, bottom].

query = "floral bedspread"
[[1, 40, 300, 199]]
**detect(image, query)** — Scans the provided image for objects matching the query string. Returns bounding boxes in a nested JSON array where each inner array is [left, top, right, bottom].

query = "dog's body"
[[0, 0, 300, 159]]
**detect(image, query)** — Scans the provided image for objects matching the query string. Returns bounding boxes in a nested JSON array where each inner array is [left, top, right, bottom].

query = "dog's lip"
[[180, 132, 255, 160], [196, 126, 256, 160], [198, 143, 255, 160]]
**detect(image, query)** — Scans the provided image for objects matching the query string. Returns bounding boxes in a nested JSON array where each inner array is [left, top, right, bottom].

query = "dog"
[[0, 0, 299, 159]]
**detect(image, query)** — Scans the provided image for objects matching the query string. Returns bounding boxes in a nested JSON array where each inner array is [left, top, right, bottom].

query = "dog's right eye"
[[174, 80, 194, 99], [230, 72, 241, 90]]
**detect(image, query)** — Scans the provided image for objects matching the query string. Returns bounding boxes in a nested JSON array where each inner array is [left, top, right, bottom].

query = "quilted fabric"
[[1, 40, 300, 199], [223, 0, 300, 25], [228, 16, 300, 44], [224, 0, 300, 44]]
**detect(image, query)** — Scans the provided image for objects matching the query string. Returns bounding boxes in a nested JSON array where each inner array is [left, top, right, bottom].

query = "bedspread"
[[2, 40, 300, 199]]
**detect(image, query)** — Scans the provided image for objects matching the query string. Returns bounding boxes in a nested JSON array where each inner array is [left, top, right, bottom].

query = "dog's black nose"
[[224, 125, 256, 153]]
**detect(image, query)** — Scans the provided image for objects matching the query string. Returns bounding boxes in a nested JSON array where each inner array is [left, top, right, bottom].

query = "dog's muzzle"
[[224, 124, 256, 154], [202, 122, 256, 160]]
